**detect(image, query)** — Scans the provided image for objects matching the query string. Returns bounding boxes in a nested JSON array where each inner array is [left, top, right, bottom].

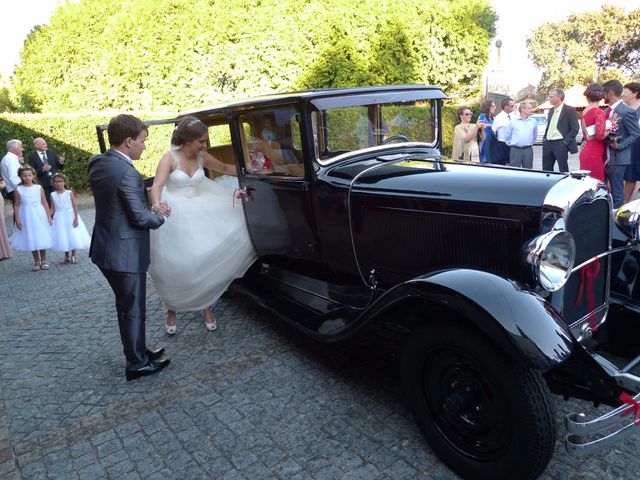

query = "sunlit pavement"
[[1, 199, 639, 479]]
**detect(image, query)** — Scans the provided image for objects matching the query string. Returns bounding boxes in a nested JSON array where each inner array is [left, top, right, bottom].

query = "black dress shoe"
[[146, 347, 165, 361], [125, 358, 170, 381]]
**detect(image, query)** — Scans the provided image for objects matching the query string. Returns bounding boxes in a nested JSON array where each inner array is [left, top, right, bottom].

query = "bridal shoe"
[[202, 309, 217, 331]]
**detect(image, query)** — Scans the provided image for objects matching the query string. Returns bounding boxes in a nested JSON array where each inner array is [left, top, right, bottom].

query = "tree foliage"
[[10, 0, 496, 113], [527, 5, 640, 93]]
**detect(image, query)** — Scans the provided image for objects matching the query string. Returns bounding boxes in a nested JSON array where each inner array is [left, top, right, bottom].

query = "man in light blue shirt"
[[505, 102, 538, 168]]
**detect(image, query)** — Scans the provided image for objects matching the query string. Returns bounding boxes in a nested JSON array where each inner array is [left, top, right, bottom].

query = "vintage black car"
[[97, 85, 640, 480]]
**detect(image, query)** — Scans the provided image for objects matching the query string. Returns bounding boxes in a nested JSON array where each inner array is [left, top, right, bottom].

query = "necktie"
[[41, 152, 47, 163]]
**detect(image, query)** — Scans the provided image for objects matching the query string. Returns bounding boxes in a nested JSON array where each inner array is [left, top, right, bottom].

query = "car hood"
[[349, 159, 566, 207]]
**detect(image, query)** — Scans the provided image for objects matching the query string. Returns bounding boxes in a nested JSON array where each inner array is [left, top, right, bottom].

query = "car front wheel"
[[401, 320, 556, 480]]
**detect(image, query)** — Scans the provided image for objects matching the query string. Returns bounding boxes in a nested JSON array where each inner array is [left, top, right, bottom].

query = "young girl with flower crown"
[[50, 173, 91, 264], [9, 165, 53, 270]]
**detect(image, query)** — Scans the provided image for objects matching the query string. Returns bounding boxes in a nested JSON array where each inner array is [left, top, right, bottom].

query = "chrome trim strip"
[[571, 244, 636, 273], [318, 142, 436, 166], [348, 161, 395, 287]]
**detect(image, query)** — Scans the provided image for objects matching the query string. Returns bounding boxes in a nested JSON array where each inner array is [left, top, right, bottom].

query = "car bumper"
[[565, 352, 640, 456]]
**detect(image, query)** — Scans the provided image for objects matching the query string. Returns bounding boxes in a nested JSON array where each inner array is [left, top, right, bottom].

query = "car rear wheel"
[[401, 320, 556, 480]]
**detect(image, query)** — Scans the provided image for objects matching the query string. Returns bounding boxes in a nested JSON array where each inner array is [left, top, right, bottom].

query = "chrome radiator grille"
[[562, 198, 610, 327]]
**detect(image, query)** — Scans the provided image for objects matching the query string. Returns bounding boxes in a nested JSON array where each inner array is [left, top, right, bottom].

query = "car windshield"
[[310, 99, 437, 164]]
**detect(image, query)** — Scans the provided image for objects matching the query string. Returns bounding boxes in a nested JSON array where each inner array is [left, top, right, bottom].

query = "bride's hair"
[[171, 116, 208, 146]]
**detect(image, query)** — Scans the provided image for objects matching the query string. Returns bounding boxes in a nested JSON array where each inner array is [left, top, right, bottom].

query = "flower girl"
[[50, 173, 91, 264], [10, 166, 53, 270]]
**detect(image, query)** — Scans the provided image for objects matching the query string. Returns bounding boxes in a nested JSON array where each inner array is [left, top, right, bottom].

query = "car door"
[[233, 104, 323, 271]]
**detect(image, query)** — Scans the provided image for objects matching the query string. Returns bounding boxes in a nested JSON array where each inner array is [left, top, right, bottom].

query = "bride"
[[149, 116, 256, 334]]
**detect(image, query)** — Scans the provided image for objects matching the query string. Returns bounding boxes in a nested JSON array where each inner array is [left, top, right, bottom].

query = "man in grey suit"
[[88, 114, 172, 381], [602, 79, 640, 208]]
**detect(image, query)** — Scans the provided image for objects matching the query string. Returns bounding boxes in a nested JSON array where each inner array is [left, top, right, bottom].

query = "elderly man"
[[28, 137, 65, 206], [542, 88, 579, 173], [0, 139, 25, 204], [504, 102, 538, 169]]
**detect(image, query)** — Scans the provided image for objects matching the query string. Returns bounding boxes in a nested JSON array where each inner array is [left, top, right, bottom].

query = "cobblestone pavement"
[[1, 205, 640, 480]]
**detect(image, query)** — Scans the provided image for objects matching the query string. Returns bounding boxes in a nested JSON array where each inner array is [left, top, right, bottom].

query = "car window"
[[311, 99, 436, 164], [203, 123, 234, 178], [238, 106, 305, 178]]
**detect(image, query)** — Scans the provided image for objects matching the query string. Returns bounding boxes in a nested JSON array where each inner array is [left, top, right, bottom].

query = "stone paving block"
[[313, 464, 345, 480], [77, 460, 107, 479], [105, 458, 136, 478], [97, 437, 124, 458], [0, 458, 17, 476], [100, 448, 129, 468]]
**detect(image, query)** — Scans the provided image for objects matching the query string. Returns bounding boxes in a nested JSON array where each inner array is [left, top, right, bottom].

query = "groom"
[[88, 114, 172, 381]]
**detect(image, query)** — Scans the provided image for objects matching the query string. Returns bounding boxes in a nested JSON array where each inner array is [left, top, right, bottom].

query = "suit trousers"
[[100, 268, 149, 369], [542, 139, 569, 172], [509, 146, 533, 169], [607, 163, 626, 209]]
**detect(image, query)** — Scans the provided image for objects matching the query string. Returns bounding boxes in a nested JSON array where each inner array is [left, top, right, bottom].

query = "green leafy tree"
[[10, 0, 496, 113], [528, 5, 640, 92]]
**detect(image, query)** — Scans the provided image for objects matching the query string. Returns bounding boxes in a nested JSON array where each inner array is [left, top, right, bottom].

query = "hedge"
[[0, 112, 176, 192], [1, 105, 463, 192]]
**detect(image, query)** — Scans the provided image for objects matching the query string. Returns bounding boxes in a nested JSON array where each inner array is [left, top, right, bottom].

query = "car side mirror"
[[615, 199, 640, 240]]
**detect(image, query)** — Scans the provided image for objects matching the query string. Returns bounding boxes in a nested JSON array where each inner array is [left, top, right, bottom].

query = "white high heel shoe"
[[202, 308, 217, 331], [165, 311, 177, 335], [165, 323, 177, 335]]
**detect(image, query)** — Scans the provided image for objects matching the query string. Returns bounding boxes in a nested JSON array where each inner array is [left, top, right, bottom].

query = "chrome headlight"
[[615, 199, 640, 240], [524, 230, 576, 292]]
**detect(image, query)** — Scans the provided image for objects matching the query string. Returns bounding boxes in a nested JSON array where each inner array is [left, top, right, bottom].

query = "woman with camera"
[[451, 106, 486, 163]]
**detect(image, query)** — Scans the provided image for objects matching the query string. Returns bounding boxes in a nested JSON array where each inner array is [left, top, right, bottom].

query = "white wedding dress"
[[149, 149, 256, 312]]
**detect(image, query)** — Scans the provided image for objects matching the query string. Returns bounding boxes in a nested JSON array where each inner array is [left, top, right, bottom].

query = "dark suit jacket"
[[484, 127, 509, 165], [544, 103, 580, 154], [28, 150, 64, 188], [608, 102, 640, 166], [88, 149, 165, 273]]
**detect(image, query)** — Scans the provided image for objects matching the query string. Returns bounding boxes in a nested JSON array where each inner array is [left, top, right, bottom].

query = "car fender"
[[365, 269, 574, 370]]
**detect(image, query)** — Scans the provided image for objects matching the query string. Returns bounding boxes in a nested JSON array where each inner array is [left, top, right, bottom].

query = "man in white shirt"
[[0, 139, 25, 204], [488, 98, 514, 164]]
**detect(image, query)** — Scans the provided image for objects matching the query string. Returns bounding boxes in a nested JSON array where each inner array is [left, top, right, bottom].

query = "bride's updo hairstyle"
[[171, 116, 208, 147]]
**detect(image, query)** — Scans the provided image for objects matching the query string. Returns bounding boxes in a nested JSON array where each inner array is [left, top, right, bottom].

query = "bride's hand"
[[153, 202, 171, 217], [159, 201, 171, 217]]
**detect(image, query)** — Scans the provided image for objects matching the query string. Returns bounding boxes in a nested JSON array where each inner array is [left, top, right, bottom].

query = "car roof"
[[180, 84, 447, 117]]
